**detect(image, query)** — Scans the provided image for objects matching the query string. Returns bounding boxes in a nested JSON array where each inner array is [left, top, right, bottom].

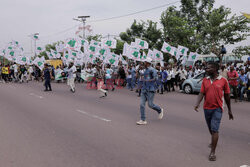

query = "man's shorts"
[[204, 108, 223, 133]]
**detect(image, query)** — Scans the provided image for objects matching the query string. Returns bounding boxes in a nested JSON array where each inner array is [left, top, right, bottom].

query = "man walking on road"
[[67, 62, 76, 93], [43, 64, 52, 91], [228, 65, 239, 102], [136, 58, 164, 125], [194, 62, 233, 161]]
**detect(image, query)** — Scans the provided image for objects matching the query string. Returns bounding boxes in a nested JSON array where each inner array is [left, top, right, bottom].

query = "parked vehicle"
[[182, 72, 205, 94]]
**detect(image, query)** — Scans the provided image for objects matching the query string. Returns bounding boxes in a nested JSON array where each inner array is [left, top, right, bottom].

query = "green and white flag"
[[177, 45, 189, 58], [99, 48, 110, 56], [188, 52, 200, 62], [122, 42, 130, 56], [101, 39, 117, 48], [104, 53, 119, 66], [135, 38, 148, 49], [65, 38, 81, 51], [16, 56, 29, 65], [88, 45, 100, 54], [32, 34, 39, 40], [36, 46, 44, 55], [147, 49, 154, 59], [161, 42, 173, 54], [50, 49, 61, 59], [46, 51, 55, 59], [153, 49, 163, 61], [130, 48, 141, 60], [33, 57, 45, 70], [90, 40, 100, 46], [171, 47, 177, 58], [55, 42, 65, 53]]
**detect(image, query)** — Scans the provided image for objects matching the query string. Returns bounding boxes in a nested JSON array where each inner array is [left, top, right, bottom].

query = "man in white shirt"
[[179, 66, 187, 90], [13, 63, 18, 81], [67, 62, 77, 93], [28, 65, 34, 81]]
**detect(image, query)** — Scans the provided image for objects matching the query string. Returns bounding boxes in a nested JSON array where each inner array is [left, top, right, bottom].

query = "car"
[[182, 72, 206, 94]]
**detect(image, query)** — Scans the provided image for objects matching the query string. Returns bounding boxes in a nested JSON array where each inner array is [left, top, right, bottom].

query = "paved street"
[[0, 82, 249, 167]]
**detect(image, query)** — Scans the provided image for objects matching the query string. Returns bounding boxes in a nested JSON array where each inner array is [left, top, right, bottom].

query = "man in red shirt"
[[194, 62, 233, 161], [227, 65, 239, 102]]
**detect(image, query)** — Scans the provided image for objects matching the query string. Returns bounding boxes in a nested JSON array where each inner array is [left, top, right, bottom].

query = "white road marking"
[[29, 93, 44, 99], [240, 165, 250, 167], [8, 85, 16, 89], [76, 109, 111, 122]]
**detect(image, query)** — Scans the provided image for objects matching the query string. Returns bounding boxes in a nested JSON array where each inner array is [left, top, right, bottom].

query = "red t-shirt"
[[227, 70, 238, 86], [200, 76, 230, 110]]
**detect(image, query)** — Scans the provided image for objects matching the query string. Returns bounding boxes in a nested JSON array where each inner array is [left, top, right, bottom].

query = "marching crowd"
[[0, 58, 250, 101]]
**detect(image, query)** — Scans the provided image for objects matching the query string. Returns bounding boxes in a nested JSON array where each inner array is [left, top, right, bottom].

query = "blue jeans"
[[140, 89, 161, 121], [239, 85, 246, 100], [204, 108, 222, 133], [127, 78, 132, 89]]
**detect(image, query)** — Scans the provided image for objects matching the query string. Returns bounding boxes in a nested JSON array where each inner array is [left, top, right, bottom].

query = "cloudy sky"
[[0, 0, 249, 54]]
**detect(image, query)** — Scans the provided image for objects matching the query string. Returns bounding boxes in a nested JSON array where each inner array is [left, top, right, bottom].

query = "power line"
[[39, 1, 180, 39], [39, 24, 81, 39], [88, 1, 180, 23]]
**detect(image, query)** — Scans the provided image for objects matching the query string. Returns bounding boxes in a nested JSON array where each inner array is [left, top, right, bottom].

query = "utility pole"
[[73, 16, 90, 39]]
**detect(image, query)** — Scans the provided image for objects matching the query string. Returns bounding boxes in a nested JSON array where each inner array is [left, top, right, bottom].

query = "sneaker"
[[136, 120, 147, 125], [158, 108, 164, 120]]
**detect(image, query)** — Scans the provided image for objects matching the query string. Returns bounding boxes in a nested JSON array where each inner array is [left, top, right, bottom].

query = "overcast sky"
[[0, 0, 249, 54]]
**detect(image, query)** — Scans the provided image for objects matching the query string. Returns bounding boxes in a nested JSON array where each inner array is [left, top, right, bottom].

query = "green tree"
[[232, 46, 250, 58], [119, 20, 162, 50], [39, 41, 62, 59], [161, 0, 250, 61]]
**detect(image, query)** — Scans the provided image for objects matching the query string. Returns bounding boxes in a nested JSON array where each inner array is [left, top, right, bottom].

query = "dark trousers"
[[44, 79, 52, 90], [230, 85, 238, 100], [170, 78, 175, 91]]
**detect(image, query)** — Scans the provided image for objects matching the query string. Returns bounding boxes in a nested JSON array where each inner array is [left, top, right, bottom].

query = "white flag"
[[65, 38, 81, 51], [177, 45, 189, 58], [101, 39, 117, 48], [135, 38, 149, 49], [161, 42, 173, 54], [153, 49, 163, 61], [188, 52, 200, 62], [32, 34, 39, 40], [36, 46, 44, 55]]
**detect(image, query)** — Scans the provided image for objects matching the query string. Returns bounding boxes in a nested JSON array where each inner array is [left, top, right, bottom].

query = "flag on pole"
[[122, 42, 129, 56], [101, 39, 117, 48], [147, 49, 154, 59], [35, 46, 44, 55], [33, 57, 45, 70], [46, 51, 55, 59], [135, 38, 149, 49], [177, 45, 189, 57], [32, 34, 39, 40], [153, 49, 163, 61], [188, 52, 200, 62], [161, 42, 173, 54], [131, 48, 141, 60], [65, 38, 81, 51]]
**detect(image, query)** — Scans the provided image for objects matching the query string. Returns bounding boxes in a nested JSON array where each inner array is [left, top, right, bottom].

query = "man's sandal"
[[209, 154, 216, 161]]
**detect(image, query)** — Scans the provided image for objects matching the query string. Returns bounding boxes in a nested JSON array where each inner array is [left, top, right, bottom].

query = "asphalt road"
[[0, 81, 249, 167]]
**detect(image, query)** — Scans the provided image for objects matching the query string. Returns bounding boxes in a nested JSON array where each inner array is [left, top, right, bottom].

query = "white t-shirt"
[[28, 66, 33, 73], [68, 66, 76, 79], [13, 64, 18, 73]]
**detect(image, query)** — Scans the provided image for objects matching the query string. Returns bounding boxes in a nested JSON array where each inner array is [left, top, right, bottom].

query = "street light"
[[73, 16, 90, 39]]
